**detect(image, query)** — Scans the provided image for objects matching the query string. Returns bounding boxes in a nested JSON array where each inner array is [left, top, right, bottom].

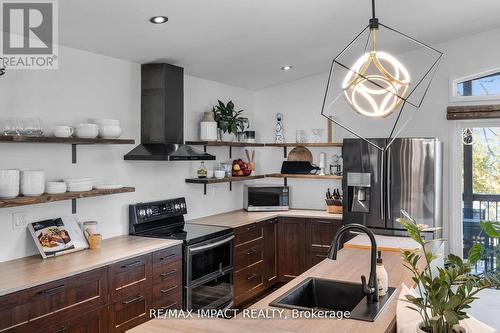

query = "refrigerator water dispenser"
[[347, 172, 371, 213]]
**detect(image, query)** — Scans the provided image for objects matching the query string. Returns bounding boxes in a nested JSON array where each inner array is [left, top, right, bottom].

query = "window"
[[462, 127, 499, 273], [451, 68, 500, 101]]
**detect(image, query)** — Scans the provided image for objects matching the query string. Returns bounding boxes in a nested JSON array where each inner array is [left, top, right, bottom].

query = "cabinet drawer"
[[234, 261, 264, 298], [234, 238, 263, 272], [234, 223, 262, 246], [109, 254, 152, 301], [109, 289, 152, 333], [309, 247, 330, 267], [0, 268, 108, 332], [152, 245, 182, 267], [306, 218, 341, 247], [152, 258, 182, 285], [152, 281, 182, 310]]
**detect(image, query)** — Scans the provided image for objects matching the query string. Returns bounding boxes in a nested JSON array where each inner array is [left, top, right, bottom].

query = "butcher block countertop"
[[188, 209, 342, 228], [130, 247, 419, 333], [344, 234, 420, 252], [0, 235, 182, 296]]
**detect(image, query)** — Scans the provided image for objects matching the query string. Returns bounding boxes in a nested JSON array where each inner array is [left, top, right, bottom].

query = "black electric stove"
[[129, 197, 235, 310], [129, 197, 232, 245]]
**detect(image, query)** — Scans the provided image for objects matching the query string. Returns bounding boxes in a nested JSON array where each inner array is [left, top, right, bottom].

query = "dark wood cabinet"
[[277, 217, 307, 281], [305, 218, 342, 269], [262, 218, 278, 286], [0, 244, 183, 333]]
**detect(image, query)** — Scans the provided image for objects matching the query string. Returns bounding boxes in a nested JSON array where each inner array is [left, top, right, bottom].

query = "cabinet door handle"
[[160, 285, 178, 294], [246, 273, 258, 280], [159, 253, 176, 261], [160, 269, 178, 278], [37, 284, 65, 295], [315, 220, 332, 224], [315, 254, 328, 258], [122, 295, 144, 305], [246, 248, 257, 255], [53, 326, 67, 333], [161, 301, 178, 310], [246, 225, 256, 230], [121, 260, 142, 269]]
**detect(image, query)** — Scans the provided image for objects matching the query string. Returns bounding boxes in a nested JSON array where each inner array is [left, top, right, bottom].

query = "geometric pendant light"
[[321, 0, 443, 151]]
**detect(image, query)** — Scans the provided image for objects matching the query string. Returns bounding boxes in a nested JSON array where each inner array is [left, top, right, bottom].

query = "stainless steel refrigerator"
[[342, 138, 443, 238]]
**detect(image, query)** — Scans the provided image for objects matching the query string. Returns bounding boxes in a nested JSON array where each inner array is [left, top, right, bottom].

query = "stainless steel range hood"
[[124, 63, 215, 161]]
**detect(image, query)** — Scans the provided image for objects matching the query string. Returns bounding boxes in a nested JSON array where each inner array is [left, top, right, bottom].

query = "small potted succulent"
[[212, 100, 248, 142], [399, 211, 500, 333]]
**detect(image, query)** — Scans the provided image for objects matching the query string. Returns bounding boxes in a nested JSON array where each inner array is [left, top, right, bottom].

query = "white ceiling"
[[59, 0, 500, 90]]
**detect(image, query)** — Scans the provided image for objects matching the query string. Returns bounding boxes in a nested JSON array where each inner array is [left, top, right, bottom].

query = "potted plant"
[[212, 100, 248, 142], [399, 212, 500, 333]]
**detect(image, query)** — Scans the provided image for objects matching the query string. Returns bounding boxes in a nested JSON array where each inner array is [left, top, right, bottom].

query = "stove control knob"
[[138, 209, 146, 218], [174, 204, 180, 210], [180, 202, 186, 209], [146, 208, 153, 216]]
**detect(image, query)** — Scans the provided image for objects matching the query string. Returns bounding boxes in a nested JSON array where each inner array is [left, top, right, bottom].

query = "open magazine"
[[28, 216, 89, 259]]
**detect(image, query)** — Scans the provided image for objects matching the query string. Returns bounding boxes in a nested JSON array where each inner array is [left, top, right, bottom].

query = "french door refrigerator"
[[342, 138, 443, 238]]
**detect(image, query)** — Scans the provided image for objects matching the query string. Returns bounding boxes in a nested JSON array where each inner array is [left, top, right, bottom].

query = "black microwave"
[[244, 185, 289, 211]]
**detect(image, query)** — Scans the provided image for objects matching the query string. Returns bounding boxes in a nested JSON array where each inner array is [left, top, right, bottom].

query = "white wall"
[[0, 45, 256, 262], [253, 28, 500, 253]]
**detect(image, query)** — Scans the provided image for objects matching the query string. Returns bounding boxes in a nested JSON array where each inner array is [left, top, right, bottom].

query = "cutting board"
[[287, 146, 313, 162], [344, 234, 420, 252]]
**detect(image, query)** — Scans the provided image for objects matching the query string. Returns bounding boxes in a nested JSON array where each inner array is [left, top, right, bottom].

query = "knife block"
[[85, 228, 102, 250], [326, 205, 343, 214]]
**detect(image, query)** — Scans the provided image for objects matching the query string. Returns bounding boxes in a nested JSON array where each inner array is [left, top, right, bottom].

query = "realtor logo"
[[1, 0, 58, 69]]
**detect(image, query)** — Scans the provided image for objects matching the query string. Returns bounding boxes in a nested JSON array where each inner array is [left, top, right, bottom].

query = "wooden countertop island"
[[129, 247, 415, 333]]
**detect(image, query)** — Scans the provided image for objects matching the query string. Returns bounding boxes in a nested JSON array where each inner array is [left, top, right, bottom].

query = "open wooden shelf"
[[185, 140, 264, 147], [0, 135, 135, 145], [265, 142, 343, 147], [185, 175, 265, 184], [265, 173, 342, 180], [0, 187, 135, 209]]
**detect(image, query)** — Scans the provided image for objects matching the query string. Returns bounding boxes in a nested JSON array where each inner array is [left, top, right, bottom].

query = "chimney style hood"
[[124, 63, 215, 161]]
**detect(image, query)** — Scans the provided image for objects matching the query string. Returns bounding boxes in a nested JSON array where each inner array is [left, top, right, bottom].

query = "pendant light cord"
[[371, 0, 376, 20]]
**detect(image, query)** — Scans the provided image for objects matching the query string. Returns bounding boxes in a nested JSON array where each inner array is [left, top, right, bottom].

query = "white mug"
[[75, 124, 99, 139], [0, 169, 20, 199], [20, 169, 45, 197], [53, 126, 73, 138]]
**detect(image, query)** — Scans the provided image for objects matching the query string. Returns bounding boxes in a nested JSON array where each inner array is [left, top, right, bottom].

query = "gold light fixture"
[[342, 28, 411, 118]]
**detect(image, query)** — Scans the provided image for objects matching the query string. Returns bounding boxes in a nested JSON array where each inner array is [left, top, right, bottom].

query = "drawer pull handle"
[[53, 326, 67, 333], [160, 269, 178, 278], [37, 284, 65, 295], [246, 248, 257, 255], [160, 285, 178, 293], [121, 260, 142, 269], [315, 220, 332, 224], [161, 301, 178, 310], [160, 253, 176, 261], [246, 273, 258, 280], [122, 295, 144, 305], [246, 225, 256, 230], [315, 254, 328, 258]]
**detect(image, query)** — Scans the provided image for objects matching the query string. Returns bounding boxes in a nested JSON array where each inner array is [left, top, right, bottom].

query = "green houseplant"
[[212, 100, 248, 141], [399, 212, 500, 333]]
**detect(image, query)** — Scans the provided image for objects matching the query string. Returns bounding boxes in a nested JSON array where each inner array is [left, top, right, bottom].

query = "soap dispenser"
[[376, 251, 388, 297]]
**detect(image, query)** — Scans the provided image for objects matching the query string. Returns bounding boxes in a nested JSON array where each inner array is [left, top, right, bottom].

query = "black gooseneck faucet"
[[327, 223, 379, 303]]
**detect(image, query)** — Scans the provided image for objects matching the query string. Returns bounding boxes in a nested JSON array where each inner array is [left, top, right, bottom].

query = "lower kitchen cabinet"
[[277, 217, 307, 281], [305, 218, 342, 268], [0, 244, 183, 333]]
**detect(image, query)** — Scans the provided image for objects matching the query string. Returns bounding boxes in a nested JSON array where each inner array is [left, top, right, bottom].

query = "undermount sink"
[[269, 277, 396, 322]]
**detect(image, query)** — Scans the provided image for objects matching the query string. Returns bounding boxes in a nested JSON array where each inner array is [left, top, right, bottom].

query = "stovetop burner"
[[129, 198, 232, 245]]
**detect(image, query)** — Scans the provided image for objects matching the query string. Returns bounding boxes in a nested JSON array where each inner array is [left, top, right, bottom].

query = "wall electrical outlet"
[[12, 212, 29, 230]]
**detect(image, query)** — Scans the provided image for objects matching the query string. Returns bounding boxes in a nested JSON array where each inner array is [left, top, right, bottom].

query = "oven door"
[[185, 234, 234, 310]]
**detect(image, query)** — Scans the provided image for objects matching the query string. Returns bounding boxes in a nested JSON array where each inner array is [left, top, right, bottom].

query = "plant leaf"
[[467, 243, 484, 266]]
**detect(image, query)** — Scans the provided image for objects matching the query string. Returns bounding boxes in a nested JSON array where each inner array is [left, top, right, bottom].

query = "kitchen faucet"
[[328, 224, 379, 303]]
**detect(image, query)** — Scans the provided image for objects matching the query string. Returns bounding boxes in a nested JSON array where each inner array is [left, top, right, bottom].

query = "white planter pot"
[[417, 322, 467, 333], [220, 131, 236, 142]]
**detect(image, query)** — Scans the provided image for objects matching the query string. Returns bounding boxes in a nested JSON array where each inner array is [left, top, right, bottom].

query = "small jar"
[[197, 162, 208, 178]]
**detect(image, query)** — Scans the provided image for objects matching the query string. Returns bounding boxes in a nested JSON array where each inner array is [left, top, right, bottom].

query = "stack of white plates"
[[45, 181, 67, 194], [65, 178, 93, 192], [94, 184, 123, 190]]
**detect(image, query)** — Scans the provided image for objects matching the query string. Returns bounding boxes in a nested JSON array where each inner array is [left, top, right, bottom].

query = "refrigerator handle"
[[380, 150, 385, 221], [386, 147, 392, 223]]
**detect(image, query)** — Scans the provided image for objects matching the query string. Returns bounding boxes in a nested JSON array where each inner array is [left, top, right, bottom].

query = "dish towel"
[[396, 283, 497, 333]]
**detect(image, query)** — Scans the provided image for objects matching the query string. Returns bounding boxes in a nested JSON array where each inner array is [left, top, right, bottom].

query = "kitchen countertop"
[[130, 247, 419, 333], [0, 235, 182, 296], [187, 209, 342, 228], [344, 234, 420, 252]]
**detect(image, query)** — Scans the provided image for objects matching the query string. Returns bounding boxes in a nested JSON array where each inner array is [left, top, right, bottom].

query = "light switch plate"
[[12, 212, 29, 230]]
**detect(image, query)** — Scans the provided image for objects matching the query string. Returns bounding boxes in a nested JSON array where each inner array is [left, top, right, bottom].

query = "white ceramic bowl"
[[75, 124, 99, 139], [64, 177, 92, 184], [20, 169, 45, 197], [45, 181, 67, 194], [68, 183, 92, 192], [0, 169, 20, 199], [214, 170, 226, 179], [93, 119, 120, 126], [53, 125, 74, 138], [98, 125, 122, 139]]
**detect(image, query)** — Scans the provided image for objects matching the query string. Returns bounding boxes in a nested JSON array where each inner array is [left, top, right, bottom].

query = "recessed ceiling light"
[[150, 16, 168, 24], [281, 65, 293, 71]]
